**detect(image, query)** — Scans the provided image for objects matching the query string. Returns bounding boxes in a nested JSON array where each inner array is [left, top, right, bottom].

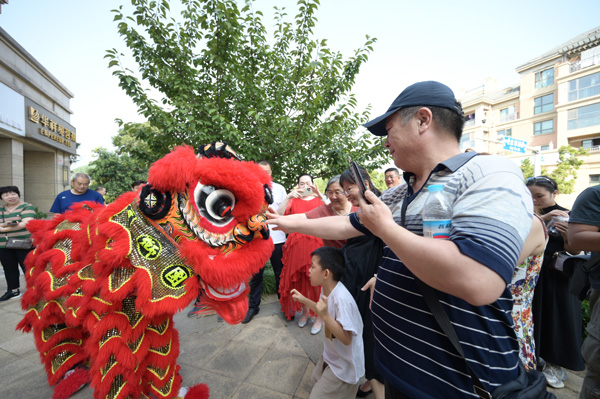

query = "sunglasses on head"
[[526, 176, 557, 190]]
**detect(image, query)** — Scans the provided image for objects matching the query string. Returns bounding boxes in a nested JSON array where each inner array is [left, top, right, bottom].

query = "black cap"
[[363, 81, 464, 136]]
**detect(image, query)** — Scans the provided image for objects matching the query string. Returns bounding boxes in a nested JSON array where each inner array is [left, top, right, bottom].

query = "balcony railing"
[[570, 55, 600, 73], [499, 112, 518, 123]]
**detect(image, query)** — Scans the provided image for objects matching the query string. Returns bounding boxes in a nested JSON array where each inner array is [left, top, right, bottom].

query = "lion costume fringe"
[[17, 142, 274, 399]]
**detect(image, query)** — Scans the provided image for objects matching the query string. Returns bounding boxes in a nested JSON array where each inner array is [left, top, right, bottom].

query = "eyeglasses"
[[526, 176, 557, 190], [326, 190, 344, 197], [342, 186, 357, 196]]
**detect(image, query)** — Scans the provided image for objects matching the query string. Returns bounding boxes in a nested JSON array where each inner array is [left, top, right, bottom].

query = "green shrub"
[[583, 299, 590, 339], [261, 261, 277, 298]]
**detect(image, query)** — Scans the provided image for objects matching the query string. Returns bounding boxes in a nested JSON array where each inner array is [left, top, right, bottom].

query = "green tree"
[[106, 0, 384, 188], [88, 147, 149, 202], [369, 169, 387, 192], [520, 145, 588, 194]]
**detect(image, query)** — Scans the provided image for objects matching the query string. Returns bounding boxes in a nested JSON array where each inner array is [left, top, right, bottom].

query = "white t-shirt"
[[322, 282, 365, 384], [269, 181, 287, 245]]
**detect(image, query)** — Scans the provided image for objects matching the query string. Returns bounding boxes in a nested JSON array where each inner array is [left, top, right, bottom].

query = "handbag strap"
[[400, 191, 491, 399]]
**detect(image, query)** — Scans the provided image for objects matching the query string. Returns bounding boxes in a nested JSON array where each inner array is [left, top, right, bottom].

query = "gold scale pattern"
[[109, 202, 193, 302]]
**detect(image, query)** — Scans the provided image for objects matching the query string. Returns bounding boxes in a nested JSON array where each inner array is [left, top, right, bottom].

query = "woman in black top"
[[527, 176, 585, 388], [339, 167, 385, 399]]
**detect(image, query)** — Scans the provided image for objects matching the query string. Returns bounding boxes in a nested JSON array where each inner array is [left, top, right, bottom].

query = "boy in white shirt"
[[291, 246, 365, 399]]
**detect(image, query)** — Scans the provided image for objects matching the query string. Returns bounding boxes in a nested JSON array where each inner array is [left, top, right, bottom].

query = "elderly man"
[[50, 172, 105, 214], [383, 167, 403, 189], [268, 81, 535, 398]]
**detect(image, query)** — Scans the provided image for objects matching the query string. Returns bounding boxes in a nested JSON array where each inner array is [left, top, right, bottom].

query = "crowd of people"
[[1, 80, 598, 399]]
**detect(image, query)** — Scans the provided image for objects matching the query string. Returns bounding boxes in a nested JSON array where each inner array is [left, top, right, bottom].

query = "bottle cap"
[[428, 184, 444, 192]]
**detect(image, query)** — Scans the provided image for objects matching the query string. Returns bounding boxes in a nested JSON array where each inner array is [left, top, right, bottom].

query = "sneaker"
[[558, 366, 568, 382], [542, 364, 564, 389], [0, 289, 20, 301]]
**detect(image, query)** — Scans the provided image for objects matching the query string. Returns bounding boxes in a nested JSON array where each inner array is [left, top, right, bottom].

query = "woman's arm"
[[266, 212, 362, 240]]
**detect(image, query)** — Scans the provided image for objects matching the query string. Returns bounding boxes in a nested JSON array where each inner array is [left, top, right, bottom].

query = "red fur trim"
[[52, 368, 90, 399], [185, 384, 210, 399], [148, 146, 198, 193]]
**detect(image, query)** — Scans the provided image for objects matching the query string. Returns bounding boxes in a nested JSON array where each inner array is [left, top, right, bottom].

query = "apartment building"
[[459, 26, 600, 207], [0, 27, 77, 212]]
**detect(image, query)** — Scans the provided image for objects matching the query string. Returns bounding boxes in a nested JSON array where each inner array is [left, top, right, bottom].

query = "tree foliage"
[[88, 122, 156, 202], [520, 145, 588, 194], [106, 0, 384, 188]]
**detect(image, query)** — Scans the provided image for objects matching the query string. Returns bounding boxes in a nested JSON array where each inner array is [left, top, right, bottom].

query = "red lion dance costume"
[[17, 142, 274, 399]]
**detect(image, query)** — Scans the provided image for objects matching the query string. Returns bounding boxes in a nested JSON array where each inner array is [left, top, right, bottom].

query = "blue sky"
[[1, 0, 598, 168]]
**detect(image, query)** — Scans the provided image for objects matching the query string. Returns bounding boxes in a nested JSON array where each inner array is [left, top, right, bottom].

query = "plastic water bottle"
[[422, 184, 452, 239]]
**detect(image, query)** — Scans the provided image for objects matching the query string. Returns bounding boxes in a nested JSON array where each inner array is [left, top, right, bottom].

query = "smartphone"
[[7, 220, 18, 226], [300, 187, 313, 197], [348, 157, 371, 204]]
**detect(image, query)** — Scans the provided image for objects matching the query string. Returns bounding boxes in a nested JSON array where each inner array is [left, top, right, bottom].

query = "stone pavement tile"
[[203, 340, 268, 380], [179, 367, 241, 399], [0, 296, 25, 313], [1, 356, 48, 392], [0, 329, 38, 356], [0, 310, 25, 344], [178, 331, 231, 367], [294, 360, 315, 399], [230, 383, 292, 399], [271, 326, 307, 358], [233, 314, 286, 349], [245, 349, 310, 395]]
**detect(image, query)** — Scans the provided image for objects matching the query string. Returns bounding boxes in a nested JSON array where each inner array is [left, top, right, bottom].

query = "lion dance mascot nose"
[[17, 142, 274, 399]]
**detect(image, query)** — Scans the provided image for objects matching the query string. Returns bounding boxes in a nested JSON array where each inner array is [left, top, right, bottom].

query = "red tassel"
[[184, 384, 210, 399], [52, 367, 90, 399]]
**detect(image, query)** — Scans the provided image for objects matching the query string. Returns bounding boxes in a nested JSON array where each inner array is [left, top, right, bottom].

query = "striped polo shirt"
[[350, 152, 533, 398], [1, 202, 35, 248]]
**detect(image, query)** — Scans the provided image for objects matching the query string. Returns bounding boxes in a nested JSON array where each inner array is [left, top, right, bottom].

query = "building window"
[[535, 68, 554, 89], [497, 128, 512, 139], [582, 137, 600, 149], [568, 102, 600, 130], [460, 133, 471, 145], [499, 106, 517, 122], [568, 71, 600, 102], [464, 112, 476, 127], [540, 145, 550, 151], [534, 93, 554, 114], [534, 120, 553, 135], [590, 174, 600, 186]]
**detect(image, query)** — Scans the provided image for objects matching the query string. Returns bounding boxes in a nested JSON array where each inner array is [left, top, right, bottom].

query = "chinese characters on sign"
[[28, 106, 76, 147], [503, 137, 527, 154]]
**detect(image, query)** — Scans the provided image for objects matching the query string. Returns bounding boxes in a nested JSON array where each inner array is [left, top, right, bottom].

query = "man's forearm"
[[379, 224, 506, 306]]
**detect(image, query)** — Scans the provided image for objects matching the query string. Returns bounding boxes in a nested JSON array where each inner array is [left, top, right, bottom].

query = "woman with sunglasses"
[[526, 176, 585, 388]]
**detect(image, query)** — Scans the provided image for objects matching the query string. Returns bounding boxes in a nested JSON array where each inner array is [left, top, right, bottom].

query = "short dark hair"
[[384, 168, 399, 175], [526, 175, 558, 193], [311, 246, 345, 282], [339, 166, 381, 197], [397, 105, 465, 142], [131, 180, 147, 189], [0, 186, 20, 198], [297, 173, 314, 184]]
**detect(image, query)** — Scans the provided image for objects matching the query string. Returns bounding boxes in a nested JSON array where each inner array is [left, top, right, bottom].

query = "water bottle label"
[[423, 219, 451, 239]]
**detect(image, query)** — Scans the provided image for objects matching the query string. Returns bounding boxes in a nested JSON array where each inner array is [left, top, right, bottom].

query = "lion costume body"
[[17, 143, 274, 399]]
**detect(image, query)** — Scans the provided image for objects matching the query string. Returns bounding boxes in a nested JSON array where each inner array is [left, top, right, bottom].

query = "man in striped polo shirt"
[[267, 81, 533, 398], [356, 81, 532, 398]]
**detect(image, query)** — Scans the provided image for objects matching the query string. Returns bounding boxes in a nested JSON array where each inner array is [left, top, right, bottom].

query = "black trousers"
[[0, 247, 31, 290], [248, 242, 284, 310], [385, 380, 410, 399]]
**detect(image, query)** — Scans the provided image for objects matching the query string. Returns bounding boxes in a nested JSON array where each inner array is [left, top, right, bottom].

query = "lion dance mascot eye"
[[17, 142, 274, 399]]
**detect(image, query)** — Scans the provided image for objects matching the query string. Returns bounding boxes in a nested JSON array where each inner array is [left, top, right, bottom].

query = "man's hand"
[[315, 295, 329, 318], [361, 276, 377, 309], [290, 289, 307, 305], [266, 212, 294, 233], [355, 190, 396, 237]]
